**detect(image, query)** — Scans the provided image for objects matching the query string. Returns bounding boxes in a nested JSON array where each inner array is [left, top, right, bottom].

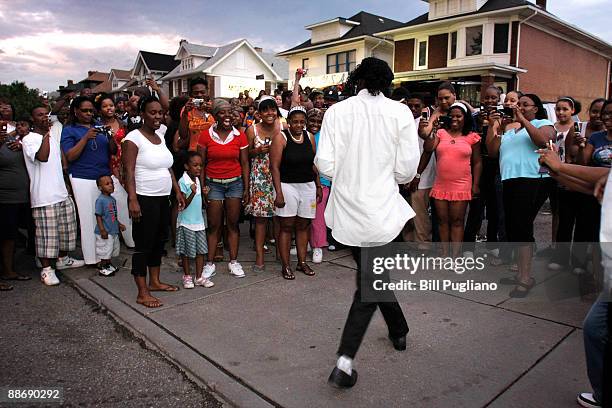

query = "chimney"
[[67, 80, 74, 85], [536, 0, 546, 9], [180, 39, 188, 45], [254, 47, 263, 53], [87, 71, 95, 77]]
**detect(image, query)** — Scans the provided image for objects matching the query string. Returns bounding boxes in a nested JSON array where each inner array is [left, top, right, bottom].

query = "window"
[[465, 25, 483, 56], [181, 79, 188, 93], [326, 50, 356, 74], [418, 41, 427, 67], [302, 58, 309, 70], [450, 31, 457, 60], [494, 23, 510, 53]]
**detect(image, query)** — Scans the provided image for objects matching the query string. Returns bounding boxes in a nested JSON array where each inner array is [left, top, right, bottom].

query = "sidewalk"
[[62, 223, 595, 408]]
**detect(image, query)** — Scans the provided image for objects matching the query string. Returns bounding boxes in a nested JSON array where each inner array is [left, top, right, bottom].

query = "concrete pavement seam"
[[70, 277, 280, 408], [481, 328, 577, 408], [147, 276, 281, 315]]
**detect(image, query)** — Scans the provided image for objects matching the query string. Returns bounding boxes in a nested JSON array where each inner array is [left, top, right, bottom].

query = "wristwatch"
[[414, 173, 421, 180]]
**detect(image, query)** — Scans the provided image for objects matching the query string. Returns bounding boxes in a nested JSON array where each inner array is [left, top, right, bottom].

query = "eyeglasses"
[[79, 108, 94, 113]]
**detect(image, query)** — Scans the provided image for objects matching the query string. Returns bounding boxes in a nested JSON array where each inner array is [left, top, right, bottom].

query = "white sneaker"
[[195, 276, 215, 288], [290, 246, 297, 256], [56, 256, 85, 270], [98, 265, 115, 277], [547, 262, 563, 271], [182, 275, 195, 289], [202, 263, 216, 279], [40, 268, 60, 286], [463, 251, 474, 259], [312, 248, 323, 264], [228, 262, 245, 278], [577, 393, 601, 408]]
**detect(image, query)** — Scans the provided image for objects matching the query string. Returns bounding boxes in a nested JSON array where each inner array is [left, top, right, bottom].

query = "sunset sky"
[[0, 0, 609, 92]]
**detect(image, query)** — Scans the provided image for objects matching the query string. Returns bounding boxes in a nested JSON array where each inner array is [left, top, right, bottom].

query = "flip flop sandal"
[[509, 278, 536, 298], [499, 276, 518, 285], [281, 266, 295, 280], [296, 262, 315, 276], [149, 284, 180, 292], [0, 282, 14, 291], [137, 299, 163, 308], [0, 275, 32, 281]]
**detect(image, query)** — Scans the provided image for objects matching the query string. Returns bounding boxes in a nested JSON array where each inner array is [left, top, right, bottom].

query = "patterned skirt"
[[246, 154, 275, 217], [176, 226, 208, 258]]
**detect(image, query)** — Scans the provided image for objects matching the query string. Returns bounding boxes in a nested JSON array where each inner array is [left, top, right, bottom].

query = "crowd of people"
[[0, 56, 610, 405]]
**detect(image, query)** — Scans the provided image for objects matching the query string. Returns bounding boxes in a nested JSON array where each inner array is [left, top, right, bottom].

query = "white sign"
[[289, 72, 348, 89], [217, 76, 266, 98]]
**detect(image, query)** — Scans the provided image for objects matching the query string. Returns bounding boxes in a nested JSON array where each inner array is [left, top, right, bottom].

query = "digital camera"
[[438, 115, 452, 129]]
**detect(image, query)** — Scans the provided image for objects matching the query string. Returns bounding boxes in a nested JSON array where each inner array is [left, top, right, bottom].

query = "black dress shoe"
[[389, 335, 406, 351], [328, 367, 358, 388]]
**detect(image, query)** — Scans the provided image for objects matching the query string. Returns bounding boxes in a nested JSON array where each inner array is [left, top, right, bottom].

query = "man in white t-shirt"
[[21, 106, 84, 286]]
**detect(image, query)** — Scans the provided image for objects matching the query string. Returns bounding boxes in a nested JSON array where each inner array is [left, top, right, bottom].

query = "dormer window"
[[182, 58, 193, 71]]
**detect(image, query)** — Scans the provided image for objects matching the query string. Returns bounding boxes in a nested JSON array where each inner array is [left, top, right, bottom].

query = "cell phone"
[[0, 122, 6, 132], [421, 110, 430, 121], [502, 107, 514, 117], [573, 122, 581, 134]]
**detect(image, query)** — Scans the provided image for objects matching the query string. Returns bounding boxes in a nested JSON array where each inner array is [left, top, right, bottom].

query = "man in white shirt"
[[315, 58, 420, 388], [22, 106, 84, 286]]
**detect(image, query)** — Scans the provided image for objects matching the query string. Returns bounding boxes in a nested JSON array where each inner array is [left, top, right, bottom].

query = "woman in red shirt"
[[199, 99, 250, 279]]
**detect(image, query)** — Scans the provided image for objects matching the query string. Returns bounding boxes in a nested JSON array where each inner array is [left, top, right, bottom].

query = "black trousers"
[[131, 195, 170, 277], [464, 158, 500, 251], [553, 190, 601, 267], [337, 245, 409, 359]]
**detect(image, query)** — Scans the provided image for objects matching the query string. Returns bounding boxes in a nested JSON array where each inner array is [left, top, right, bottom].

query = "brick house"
[[377, 0, 612, 110]]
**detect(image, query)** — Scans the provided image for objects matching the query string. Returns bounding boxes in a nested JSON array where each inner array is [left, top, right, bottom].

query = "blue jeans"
[[583, 297, 609, 403], [207, 178, 243, 201]]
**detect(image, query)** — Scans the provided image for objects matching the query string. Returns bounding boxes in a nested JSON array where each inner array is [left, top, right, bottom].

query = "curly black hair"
[[344, 57, 394, 97]]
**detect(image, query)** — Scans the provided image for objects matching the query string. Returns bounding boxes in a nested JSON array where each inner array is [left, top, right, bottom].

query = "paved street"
[[0, 211, 599, 407], [0, 253, 222, 407]]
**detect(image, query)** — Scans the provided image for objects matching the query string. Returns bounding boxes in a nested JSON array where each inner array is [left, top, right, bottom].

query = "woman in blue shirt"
[[61, 96, 117, 265], [487, 93, 555, 298]]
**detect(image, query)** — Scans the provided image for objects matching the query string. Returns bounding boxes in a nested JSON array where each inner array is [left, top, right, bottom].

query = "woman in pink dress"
[[425, 102, 482, 257]]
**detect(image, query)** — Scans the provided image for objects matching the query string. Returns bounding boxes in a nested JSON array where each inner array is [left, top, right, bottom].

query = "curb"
[[69, 277, 276, 408]]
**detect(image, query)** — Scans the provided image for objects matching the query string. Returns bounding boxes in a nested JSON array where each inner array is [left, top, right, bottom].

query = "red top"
[[110, 127, 126, 180], [198, 126, 248, 179]]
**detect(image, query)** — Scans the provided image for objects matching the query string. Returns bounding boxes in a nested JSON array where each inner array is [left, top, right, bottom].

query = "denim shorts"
[[207, 178, 243, 201]]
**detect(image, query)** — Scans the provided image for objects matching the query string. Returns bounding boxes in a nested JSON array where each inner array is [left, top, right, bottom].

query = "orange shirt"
[[186, 110, 215, 151]]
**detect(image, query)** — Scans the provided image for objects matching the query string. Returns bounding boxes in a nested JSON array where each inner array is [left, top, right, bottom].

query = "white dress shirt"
[[315, 89, 420, 247]]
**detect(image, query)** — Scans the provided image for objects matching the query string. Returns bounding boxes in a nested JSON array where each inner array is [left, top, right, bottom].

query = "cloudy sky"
[[0, 0, 609, 92]]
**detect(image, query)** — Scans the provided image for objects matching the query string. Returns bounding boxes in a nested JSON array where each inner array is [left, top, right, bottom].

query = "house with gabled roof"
[[131, 51, 179, 95], [160, 39, 288, 98], [377, 0, 612, 110], [276, 11, 404, 89]]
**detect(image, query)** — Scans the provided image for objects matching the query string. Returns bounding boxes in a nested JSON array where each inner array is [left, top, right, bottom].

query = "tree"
[[0, 81, 42, 120]]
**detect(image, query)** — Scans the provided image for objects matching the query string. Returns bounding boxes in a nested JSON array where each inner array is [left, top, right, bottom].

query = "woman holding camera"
[[62, 96, 117, 266], [486, 93, 555, 298], [424, 102, 482, 258]]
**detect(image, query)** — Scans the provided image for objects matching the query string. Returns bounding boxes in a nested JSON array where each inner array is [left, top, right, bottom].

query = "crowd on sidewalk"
[[1, 58, 610, 407]]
